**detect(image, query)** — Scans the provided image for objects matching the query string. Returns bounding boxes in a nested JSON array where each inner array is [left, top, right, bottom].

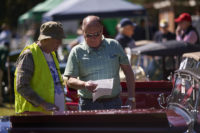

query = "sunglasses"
[[85, 30, 102, 38]]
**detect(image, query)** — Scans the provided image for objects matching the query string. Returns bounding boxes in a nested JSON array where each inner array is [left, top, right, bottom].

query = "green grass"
[[0, 104, 15, 116]]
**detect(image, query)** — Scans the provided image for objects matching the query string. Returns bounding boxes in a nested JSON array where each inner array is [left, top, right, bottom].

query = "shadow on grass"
[[0, 104, 15, 116]]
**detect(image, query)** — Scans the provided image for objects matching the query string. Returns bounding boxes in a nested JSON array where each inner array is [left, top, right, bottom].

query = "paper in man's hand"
[[92, 78, 114, 102]]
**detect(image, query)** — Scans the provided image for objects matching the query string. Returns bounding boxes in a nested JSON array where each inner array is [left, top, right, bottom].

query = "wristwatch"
[[128, 97, 136, 102]]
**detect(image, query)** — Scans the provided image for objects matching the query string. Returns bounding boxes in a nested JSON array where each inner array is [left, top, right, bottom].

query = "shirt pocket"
[[108, 53, 118, 64], [105, 53, 119, 73]]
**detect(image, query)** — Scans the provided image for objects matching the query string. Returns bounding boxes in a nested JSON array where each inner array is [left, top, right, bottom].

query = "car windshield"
[[169, 73, 200, 111]]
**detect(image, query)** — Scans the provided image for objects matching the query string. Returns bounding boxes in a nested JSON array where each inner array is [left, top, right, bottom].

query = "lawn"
[[0, 104, 15, 116]]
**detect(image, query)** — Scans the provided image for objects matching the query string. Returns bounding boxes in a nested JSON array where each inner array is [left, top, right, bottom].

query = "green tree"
[[0, 0, 44, 28]]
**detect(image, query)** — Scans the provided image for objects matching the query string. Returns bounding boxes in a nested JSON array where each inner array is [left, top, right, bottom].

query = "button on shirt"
[[64, 38, 129, 99]]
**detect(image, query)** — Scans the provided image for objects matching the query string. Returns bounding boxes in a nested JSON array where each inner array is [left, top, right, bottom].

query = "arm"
[[16, 50, 58, 111], [176, 25, 182, 41], [67, 76, 97, 92], [67, 77, 85, 90], [120, 64, 136, 109], [63, 47, 97, 93]]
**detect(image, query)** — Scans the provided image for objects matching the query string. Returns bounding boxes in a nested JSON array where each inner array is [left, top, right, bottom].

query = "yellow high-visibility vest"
[[14, 43, 63, 113]]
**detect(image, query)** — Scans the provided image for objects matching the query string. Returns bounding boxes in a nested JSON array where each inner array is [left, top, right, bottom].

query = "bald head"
[[81, 15, 103, 48], [82, 16, 102, 31]]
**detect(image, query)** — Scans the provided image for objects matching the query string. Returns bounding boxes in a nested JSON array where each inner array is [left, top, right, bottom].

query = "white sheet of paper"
[[92, 78, 114, 102]]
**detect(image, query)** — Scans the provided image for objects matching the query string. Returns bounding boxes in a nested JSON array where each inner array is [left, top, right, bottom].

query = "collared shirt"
[[64, 38, 129, 99]]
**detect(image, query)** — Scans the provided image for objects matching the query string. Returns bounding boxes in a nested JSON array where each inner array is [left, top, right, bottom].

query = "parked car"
[[131, 40, 200, 80], [165, 52, 200, 132], [65, 81, 173, 110], [8, 52, 200, 133]]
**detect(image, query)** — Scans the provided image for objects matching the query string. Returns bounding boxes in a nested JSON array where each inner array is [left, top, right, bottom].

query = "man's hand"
[[84, 81, 97, 93], [40, 102, 59, 111]]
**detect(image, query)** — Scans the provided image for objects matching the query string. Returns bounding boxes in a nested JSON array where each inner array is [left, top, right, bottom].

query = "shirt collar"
[[83, 36, 106, 54]]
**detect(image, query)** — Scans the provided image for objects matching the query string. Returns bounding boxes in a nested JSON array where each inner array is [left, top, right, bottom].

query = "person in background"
[[64, 15, 136, 110], [115, 18, 136, 50], [0, 46, 9, 107], [175, 13, 199, 44], [148, 19, 176, 80], [0, 23, 12, 48], [153, 19, 176, 42], [14, 21, 66, 113], [0, 23, 11, 106], [115, 18, 136, 62], [68, 27, 84, 49], [132, 19, 146, 41]]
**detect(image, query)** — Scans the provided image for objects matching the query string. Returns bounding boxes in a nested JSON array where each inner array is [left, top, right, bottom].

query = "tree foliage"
[[0, 0, 44, 28]]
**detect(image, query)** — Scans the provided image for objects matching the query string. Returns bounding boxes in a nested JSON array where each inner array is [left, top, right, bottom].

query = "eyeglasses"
[[85, 30, 102, 38]]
